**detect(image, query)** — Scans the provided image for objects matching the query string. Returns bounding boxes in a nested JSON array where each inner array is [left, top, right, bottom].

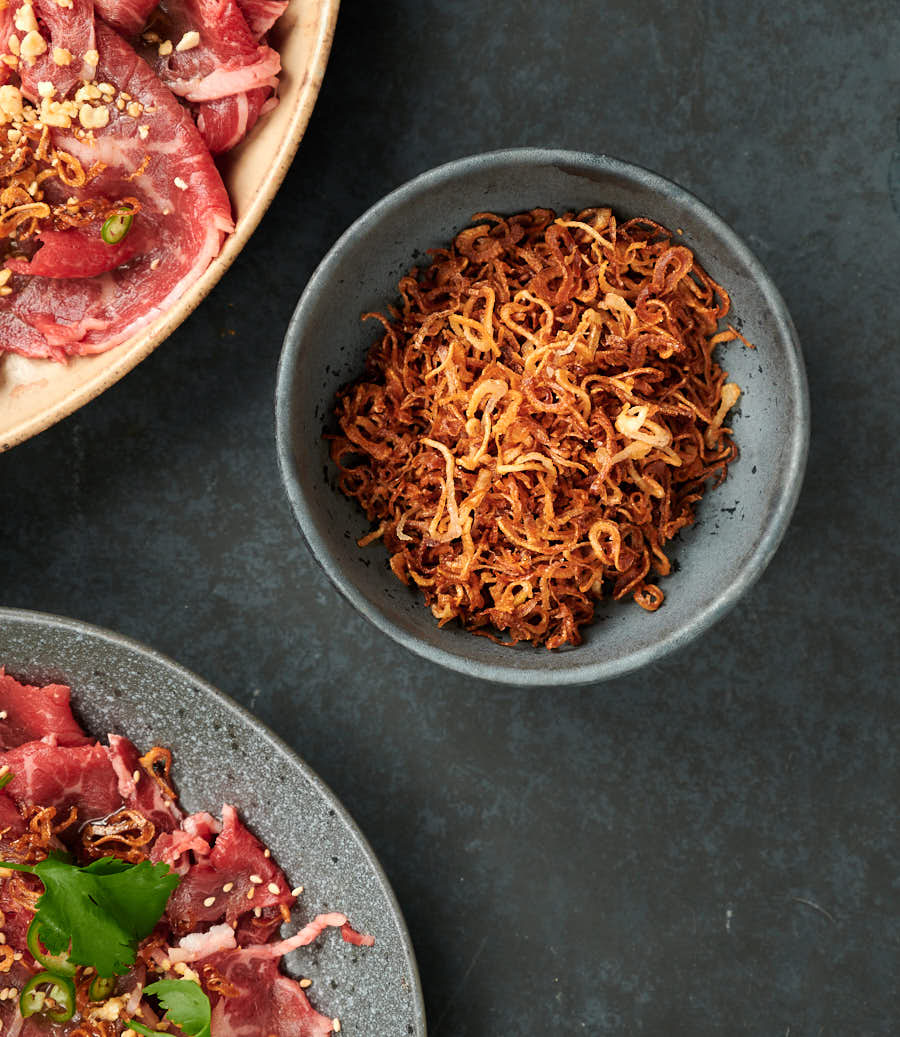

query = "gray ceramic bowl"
[[275, 149, 809, 687], [0, 608, 426, 1037]]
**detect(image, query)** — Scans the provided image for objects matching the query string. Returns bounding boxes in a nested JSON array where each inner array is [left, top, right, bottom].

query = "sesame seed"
[[13, 952, 22, 961], [132, 770, 140, 783], [299, 978, 311, 989], [267, 882, 279, 895], [0, 766, 8, 777], [0, 934, 6, 945], [249, 874, 263, 884], [138, 124, 149, 140], [149, 256, 160, 269], [253, 907, 261, 917], [222, 882, 234, 893], [203, 896, 216, 907], [332, 1018, 341, 1032], [157, 39, 173, 56], [246, 887, 255, 901], [0, 714, 7, 722], [290, 886, 303, 897], [173, 176, 187, 191], [263, 849, 271, 858]]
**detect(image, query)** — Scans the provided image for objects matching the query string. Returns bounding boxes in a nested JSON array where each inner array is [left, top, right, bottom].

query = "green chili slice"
[[26, 918, 76, 978], [89, 974, 116, 1001], [101, 208, 134, 245], [19, 971, 75, 1023]]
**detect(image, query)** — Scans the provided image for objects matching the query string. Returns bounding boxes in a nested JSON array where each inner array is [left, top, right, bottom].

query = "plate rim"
[[0, 604, 427, 1035], [275, 146, 810, 687]]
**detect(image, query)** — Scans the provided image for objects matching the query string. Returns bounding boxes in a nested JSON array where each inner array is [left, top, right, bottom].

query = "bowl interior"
[[0, 0, 340, 452], [277, 150, 808, 685], [0, 609, 426, 1036]]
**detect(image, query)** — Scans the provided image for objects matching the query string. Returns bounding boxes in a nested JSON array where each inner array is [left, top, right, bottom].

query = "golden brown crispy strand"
[[330, 208, 743, 649]]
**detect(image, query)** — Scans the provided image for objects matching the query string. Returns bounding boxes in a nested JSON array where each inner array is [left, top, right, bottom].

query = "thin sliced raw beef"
[[6, 228, 139, 279], [201, 951, 336, 1037], [164, 802, 293, 935], [106, 733, 184, 833], [141, 0, 279, 102], [0, 790, 26, 841], [138, 0, 279, 152], [94, 0, 159, 37], [194, 86, 270, 154], [11, 0, 96, 99], [0, 671, 90, 749], [2, 20, 233, 359], [0, 740, 123, 822], [235, 0, 286, 39]]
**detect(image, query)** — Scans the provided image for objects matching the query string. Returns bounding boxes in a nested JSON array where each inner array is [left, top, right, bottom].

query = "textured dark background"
[[2, 0, 899, 1033]]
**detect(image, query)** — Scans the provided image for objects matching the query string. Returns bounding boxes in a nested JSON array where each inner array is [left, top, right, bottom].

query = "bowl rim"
[[275, 147, 810, 687], [0, 605, 427, 1032], [1, 0, 341, 453]]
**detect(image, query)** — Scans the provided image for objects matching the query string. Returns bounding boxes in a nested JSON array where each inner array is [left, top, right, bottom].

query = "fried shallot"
[[330, 208, 743, 649]]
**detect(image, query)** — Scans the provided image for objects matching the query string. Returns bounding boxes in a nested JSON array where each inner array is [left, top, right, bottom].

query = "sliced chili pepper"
[[101, 208, 134, 244], [19, 971, 76, 1023], [89, 974, 116, 1001], [26, 919, 75, 977]]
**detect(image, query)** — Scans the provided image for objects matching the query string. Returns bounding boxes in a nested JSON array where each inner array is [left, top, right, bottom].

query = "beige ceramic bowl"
[[0, 0, 340, 451]]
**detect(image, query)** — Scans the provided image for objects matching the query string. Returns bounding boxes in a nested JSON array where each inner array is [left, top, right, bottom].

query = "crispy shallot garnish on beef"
[[81, 806, 155, 863], [138, 746, 177, 801], [330, 207, 745, 649], [8, 803, 77, 863]]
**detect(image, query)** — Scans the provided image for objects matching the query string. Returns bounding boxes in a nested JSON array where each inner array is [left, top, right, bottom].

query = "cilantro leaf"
[[3, 852, 179, 977], [0, 770, 13, 790], [130, 980, 212, 1037]]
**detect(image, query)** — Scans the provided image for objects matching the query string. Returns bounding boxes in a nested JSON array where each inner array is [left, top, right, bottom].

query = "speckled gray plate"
[[276, 148, 809, 686], [0, 608, 426, 1037]]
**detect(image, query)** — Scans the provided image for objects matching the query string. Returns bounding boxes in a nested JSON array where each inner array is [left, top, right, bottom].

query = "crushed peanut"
[[7, 35, 19, 57], [158, 39, 173, 56], [51, 46, 71, 66], [19, 29, 46, 63], [126, 101, 142, 118], [78, 103, 109, 130], [175, 31, 200, 52], [0, 85, 23, 121], [138, 124, 149, 139], [13, 4, 38, 35]]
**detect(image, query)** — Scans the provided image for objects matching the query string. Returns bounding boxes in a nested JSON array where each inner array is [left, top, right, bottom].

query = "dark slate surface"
[[2, 1, 899, 1033]]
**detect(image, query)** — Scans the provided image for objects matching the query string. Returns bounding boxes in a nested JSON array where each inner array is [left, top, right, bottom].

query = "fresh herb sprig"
[[3, 852, 179, 977], [129, 979, 212, 1037]]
